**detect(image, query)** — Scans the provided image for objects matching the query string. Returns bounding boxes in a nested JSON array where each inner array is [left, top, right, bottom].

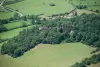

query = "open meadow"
[[0, 43, 95, 67], [4, 20, 31, 30], [0, 0, 73, 19], [0, 25, 35, 39]]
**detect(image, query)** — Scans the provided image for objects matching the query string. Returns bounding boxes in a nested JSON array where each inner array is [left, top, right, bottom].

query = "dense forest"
[[1, 13, 100, 58]]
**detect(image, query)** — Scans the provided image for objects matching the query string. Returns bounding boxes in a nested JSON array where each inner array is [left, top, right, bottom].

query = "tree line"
[[1, 13, 100, 58], [71, 54, 100, 67]]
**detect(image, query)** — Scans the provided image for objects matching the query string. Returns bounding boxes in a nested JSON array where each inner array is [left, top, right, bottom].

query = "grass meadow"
[[0, 43, 95, 67], [0, 0, 73, 19], [0, 25, 35, 39], [4, 21, 31, 30]]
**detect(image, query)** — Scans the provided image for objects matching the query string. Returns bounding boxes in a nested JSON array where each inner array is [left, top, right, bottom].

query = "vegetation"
[[0, 0, 100, 67], [1, 14, 100, 57], [0, 43, 95, 67], [71, 54, 100, 67], [72, 0, 100, 13], [0, 0, 73, 19]]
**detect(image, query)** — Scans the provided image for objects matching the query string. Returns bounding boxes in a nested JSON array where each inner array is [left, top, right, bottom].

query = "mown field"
[[0, 0, 73, 19], [0, 25, 35, 39], [0, 43, 95, 67], [4, 20, 31, 30]]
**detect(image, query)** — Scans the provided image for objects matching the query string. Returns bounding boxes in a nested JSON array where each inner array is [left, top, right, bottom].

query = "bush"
[[49, 3, 55, 6]]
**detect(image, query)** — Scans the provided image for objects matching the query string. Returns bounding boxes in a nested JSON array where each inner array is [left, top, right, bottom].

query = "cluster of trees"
[[51, 12, 69, 17], [49, 3, 55, 6], [76, 5, 87, 9], [72, 13, 100, 47], [90, 9, 100, 13], [1, 13, 100, 57], [71, 54, 100, 67], [0, 25, 7, 32]]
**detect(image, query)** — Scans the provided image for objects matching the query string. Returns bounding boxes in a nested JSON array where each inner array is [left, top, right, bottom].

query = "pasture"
[[0, 25, 35, 39], [0, 43, 95, 67], [0, 12, 14, 19], [4, 21, 31, 30], [76, 9, 96, 15], [0, 0, 73, 19]]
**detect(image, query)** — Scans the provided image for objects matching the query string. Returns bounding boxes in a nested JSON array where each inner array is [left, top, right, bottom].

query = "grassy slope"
[[0, 25, 34, 39], [0, 12, 14, 19], [0, 0, 73, 19], [76, 9, 96, 15], [4, 21, 31, 30], [7, 0, 72, 15], [0, 43, 95, 67]]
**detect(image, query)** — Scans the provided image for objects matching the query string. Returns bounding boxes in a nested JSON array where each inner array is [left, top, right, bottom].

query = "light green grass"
[[0, 0, 73, 19], [0, 25, 35, 39], [77, 9, 96, 15], [0, 43, 95, 67], [0, 12, 14, 19], [4, 21, 31, 30]]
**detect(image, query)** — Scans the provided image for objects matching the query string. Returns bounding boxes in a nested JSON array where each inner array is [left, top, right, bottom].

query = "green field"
[[0, 0, 99, 19], [4, 21, 31, 30], [0, 12, 14, 19], [0, 0, 73, 19], [72, 0, 100, 11], [0, 43, 95, 67], [0, 25, 35, 39], [76, 9, 96, 15]]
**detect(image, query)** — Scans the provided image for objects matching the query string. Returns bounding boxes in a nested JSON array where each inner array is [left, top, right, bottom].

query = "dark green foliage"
[[0, 25, 7, 32], [1, 14, 100, 57], [71, 62, 86, 67], [49, 3, 55, 6], [0, 19, 9, 25], [72, 54, 100, 67], [76, 5, 87, 9]]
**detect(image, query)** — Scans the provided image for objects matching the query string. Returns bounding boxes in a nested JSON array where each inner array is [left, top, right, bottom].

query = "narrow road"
[[0, 0, 23, 17], [0, 0, 6, 6], [4, 6, 23, 17]]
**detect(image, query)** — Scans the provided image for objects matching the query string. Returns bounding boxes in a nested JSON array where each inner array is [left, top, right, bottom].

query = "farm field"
[[0, 25, 35, 39], [7, 0, 73, 15], [0, 0, 73, 19], [4, 21, 31, 30], [0, 43, 95, 67], [76, 9, 96, 15], [0, 0, 100, 19], [0, 12, 14, 19]]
